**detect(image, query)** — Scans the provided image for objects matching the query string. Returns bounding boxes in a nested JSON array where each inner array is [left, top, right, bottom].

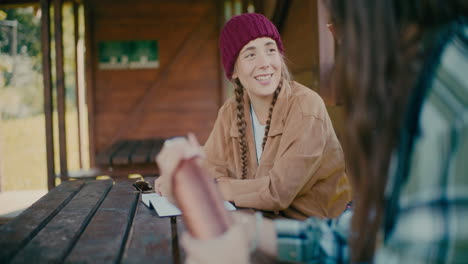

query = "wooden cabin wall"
[[280, 0, 344, 139], [84, 0, 222, 164], [282, 0, 334, 94], [281, 0, 319, 91]]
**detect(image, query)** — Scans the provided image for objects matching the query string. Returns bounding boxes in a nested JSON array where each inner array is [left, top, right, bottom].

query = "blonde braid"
[[234, 80, 248, 179], [262, 80, 282, 150]]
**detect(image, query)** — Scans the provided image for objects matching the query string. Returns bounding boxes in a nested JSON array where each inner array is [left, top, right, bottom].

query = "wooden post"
[[271, 0, 291, 33], [216, 0, 228, 103], [10, 20, 17, 86], [54, 0, 68, 181], [317, 0, 337, 105], [41, 0, 56, 190], [0, 119, 3, 192], [252, 0, 264, 15], [83, 0, 96, 167], [73, 1, 83, 169], [242, 0, 249, 13]]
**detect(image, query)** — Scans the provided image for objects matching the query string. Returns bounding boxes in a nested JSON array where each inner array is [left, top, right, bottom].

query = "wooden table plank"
[[0, 180, 85, 263], [121, 202, 174, 264], [64, 179, 138, 263], [10, 180, 113, 264], [121, 177, 175, 264]]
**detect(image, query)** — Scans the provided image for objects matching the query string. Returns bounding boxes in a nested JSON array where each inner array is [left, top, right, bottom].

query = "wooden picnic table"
[[0, 177, 186, 264], [0, 178, 281, 264]]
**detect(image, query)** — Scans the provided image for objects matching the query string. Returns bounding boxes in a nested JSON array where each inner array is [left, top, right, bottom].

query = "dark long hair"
[[325, 0, 468, 262]]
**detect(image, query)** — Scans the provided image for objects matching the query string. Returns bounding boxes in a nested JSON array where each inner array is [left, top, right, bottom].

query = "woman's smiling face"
[[232, 37, 282, 100]]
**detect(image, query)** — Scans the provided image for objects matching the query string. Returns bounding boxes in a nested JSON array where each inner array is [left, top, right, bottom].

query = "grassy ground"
[[0, 111, 89, 191]]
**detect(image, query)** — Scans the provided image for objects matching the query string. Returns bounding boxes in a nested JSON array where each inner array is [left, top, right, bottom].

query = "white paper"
[[142, 193, 236, 217]]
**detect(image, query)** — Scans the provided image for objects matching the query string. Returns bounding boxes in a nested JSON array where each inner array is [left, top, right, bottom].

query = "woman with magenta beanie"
[[155, 12, 351, 220]]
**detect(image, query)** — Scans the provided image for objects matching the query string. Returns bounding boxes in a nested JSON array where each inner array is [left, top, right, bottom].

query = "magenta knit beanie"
[[219, 13, 284, 80]]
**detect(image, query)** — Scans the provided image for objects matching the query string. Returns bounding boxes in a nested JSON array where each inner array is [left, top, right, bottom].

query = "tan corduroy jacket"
[[203, 81, 351, 220]]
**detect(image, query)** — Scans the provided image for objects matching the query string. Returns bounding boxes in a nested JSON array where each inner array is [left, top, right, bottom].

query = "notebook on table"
[[141, 193, 236, 217]]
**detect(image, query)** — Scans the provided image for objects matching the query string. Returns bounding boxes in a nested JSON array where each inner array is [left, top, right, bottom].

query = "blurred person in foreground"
[[156, 0, 468, 263]]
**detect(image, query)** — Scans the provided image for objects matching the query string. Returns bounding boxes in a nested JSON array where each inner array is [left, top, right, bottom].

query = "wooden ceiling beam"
[[0, 0, 79, 8]]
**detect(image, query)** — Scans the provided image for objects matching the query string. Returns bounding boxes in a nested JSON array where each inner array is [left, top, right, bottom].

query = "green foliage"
[[0, 53, 44, 119], [0, 7, 41, 59], [0, 4, 81, 119]]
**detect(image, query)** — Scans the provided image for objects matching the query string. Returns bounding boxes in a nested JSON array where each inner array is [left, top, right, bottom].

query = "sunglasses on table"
[[133, 179, 153, 192]]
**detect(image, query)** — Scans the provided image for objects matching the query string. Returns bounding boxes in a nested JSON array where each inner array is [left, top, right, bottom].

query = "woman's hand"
[[231, 211, 277, 257], [154, 133, 204, 201], [181, 223, 250, 264], [181, 211, 277, 264], [215, 177, 234, 201]]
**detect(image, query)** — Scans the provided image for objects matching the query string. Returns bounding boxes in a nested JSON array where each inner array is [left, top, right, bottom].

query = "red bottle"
[[172, 158, 233, 239]]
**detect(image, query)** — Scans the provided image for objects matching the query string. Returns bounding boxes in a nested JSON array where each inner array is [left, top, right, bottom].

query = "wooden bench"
[[95, 138, 166, 177]]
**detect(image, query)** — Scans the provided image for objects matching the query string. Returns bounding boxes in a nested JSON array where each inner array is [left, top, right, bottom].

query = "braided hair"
[[262, 80, 282, 150], [234, 79, 249, 179], [234, 79, 283, 179]]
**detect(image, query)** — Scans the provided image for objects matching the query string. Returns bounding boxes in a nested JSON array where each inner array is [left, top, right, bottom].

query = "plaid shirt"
[[275, 19, 468, 264]]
